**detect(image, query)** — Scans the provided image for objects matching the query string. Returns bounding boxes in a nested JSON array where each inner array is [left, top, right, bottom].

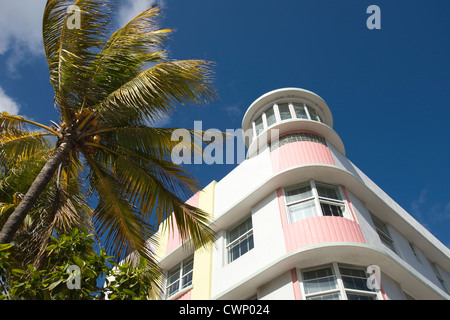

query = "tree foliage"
[[0, 1, 217, 286], [0, 228, 155, 300]]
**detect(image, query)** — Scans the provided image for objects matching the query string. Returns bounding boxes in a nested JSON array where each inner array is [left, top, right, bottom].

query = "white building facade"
[[154, 88, 450, 300]]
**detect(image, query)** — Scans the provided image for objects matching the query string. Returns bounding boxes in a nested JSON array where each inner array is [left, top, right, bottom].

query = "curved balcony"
[[282, 215, 365, 252], [212, 243, 448, 300], [246, 119, 345, 159]]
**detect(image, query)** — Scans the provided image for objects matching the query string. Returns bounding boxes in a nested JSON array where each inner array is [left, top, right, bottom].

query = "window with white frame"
[[227, 216, 254, 263], [252, 102, 322, 137], [292, 102, 308, 119], [270, 132, 327, 151], [300, 263, 380, 300], [166, 256, 194, 298], [284, 180, 348, 223], [254, 115, 264, 136], [370, 213, 396, 253], [277, 103, 292, 121], [265, 106, 276, 127]]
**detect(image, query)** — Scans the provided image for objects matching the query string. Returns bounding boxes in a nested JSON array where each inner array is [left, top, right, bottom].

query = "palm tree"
[[0, 116, 94, 267], [0, 0, 216, 272]]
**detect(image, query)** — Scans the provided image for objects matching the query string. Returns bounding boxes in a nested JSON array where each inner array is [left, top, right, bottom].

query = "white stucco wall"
[[257, 271, 295, 300], [211, 191, 286, 299], [214, 147, 273, 220]]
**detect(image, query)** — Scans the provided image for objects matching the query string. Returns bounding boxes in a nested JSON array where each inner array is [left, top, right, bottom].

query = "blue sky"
[[0, 0, 449, 247]]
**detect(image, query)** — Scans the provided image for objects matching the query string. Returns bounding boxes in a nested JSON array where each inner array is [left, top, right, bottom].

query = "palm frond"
[[92, 126, 206, 159], [96, 59, 216, 126], [43, 0, 115, 121], [0, 132, 54, 166], [0, 112, 60, 137], [85, 133, 214, 249], [87, 5, 171, 107], [84, 152, 156, 261]]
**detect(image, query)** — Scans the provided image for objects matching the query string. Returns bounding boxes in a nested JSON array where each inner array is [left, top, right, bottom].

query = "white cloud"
[[0, 0, 167, 73], [117, 0, 164, 28], [224, 105, 243, 118], [0, 0, 46, 71], [410, 188, 450, 237], [0, 87, 20, 115], [410, 188, 427, 219]]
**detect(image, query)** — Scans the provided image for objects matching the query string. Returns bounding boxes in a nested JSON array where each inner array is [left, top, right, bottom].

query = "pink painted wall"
[[277, 189, 366, 253], [271, 139, 335, 173], [165, 192, 200, 255], [171, 288, 192, 300]]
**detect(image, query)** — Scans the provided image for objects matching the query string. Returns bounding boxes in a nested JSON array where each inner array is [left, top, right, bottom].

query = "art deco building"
[[153, 88, 450, 300]]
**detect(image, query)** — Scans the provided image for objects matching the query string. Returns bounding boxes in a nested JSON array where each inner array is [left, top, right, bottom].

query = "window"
[[285, 182, 317, 221], [166, 257, 194, 298], [302, 266, 340, 300], [252, 102, 322, 137], [265, 106, 276, 127], [270, 132, 326, 151], [339, 266, 377, 300], [277, 103, 292, 120], [254, 115, 264, 135], [300, 263, 379, 300], [293, 102, 308, 119], [227, 216, 254, 263], [306, 105, 320, 122], [370, 214, 396, 253], [316, 182, 346, 218], [285, 180, 348, 224]]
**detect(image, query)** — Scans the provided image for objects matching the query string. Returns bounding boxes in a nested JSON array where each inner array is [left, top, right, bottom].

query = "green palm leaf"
[[1, 2, 219, 290]]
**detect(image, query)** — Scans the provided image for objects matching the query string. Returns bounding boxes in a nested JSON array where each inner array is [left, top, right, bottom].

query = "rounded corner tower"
[[153, 88, 450, 301], [241, 88, 345, 159]]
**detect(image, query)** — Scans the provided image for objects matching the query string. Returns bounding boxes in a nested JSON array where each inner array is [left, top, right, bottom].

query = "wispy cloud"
[[117, 0, 165, 28], [0, 87, 20, 115], [410, 188, 450, 233], [410, 188, 427, 222], [0, 0, 46, 73], [0, 0, 167, 73], [224, 105, 243, 119]]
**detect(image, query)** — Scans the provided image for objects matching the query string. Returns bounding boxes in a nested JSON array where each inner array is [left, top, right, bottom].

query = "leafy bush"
[[0, 229, 156, 300]]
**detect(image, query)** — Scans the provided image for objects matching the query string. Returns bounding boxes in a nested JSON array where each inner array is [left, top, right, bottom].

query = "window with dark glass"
[[254, 115, 264, 135], [252, 102, 322, 138], [370, 214, 396, 253], [316, 182, 345, 218], [265, 106, 276, 127], [277, 103, 292, 120], [339, 266, 378, 300], [306, 105, 321, 122], [227, 217, 254, 263], [166, 257, 194, 298], [270, 132, 326, 151], [293, 102, 308, 119]]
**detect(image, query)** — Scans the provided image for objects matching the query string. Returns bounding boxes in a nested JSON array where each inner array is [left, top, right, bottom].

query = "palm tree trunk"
[[0, 139, 73, 244]]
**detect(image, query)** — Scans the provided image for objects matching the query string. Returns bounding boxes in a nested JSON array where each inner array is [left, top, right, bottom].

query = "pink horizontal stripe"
[[271, 141, 335, 173], [283, 216, 366, 252], [171, 288, 192, 300], [276, 188, 366, 253]]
